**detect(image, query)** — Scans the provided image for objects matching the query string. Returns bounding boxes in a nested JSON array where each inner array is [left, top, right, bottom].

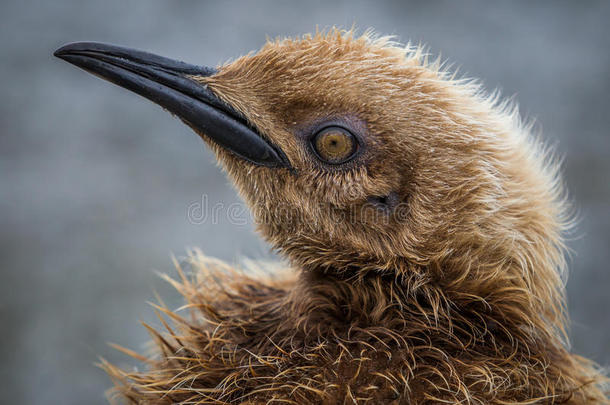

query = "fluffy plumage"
[[101, 29, 608, 404]]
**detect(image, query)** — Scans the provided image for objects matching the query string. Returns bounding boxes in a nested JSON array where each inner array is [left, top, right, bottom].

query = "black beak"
[[54, 42, 289, 168]]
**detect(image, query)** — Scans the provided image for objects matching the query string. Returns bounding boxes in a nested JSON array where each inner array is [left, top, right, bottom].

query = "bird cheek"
[[365, 192, 400, 212]]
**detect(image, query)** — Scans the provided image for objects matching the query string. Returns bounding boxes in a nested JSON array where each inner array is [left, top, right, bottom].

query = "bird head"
[[55, 30, 567, 307]]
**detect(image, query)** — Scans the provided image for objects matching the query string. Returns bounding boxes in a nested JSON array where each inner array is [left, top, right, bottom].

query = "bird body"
[[55, 30, 608, 404]]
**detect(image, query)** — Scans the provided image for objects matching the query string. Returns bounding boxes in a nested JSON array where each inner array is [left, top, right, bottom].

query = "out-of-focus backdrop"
[[1, 1, 609, 403]]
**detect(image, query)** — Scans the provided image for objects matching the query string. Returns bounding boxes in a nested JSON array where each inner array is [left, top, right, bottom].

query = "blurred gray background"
[[1, 1, 609, 403]]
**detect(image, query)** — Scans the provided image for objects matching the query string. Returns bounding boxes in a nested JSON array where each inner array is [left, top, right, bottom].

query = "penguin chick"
[[55, 29, 608, 404]]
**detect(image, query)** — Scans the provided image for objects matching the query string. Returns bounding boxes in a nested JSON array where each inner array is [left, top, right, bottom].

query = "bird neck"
[[292, 252, 568, 356]]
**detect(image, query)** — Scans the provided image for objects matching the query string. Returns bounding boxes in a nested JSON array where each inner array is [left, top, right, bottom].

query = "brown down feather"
[[101, 29, 609, 404]]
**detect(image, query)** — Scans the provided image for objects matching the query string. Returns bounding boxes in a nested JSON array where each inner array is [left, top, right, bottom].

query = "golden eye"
[[312, 126, 358, 164]]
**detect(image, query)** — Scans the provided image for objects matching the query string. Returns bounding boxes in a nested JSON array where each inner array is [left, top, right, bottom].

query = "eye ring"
[[311, 126, 359, 165]]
